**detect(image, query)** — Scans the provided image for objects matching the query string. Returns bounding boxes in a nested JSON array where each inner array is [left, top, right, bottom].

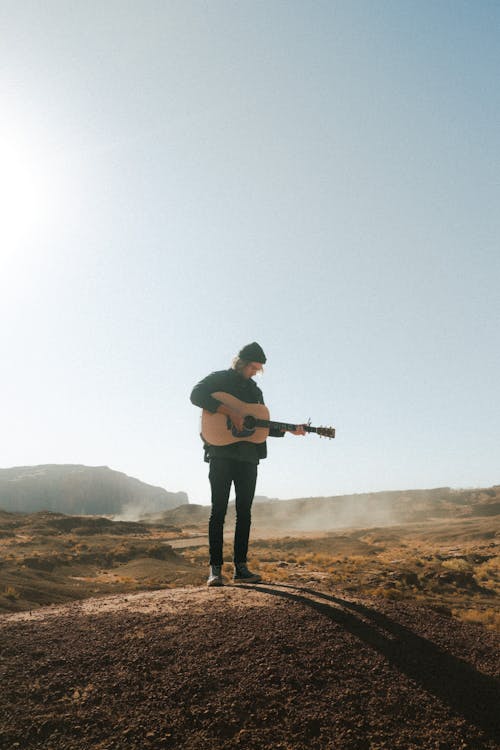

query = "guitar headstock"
[[316, 426, 336, 439]]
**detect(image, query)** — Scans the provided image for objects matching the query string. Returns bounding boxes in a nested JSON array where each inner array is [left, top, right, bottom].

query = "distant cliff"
[[0, 465, 188, 516]]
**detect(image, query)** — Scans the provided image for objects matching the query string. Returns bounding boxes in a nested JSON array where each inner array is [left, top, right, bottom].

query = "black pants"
[[208, 458, 258, 566]]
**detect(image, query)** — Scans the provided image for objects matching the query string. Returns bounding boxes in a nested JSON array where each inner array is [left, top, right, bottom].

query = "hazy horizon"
[[2, 2, 499, 505], [0, 461, 497, 509]]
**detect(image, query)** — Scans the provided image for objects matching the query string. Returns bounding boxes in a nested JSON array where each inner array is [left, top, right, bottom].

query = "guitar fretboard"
[[255, 419, 326, 436]]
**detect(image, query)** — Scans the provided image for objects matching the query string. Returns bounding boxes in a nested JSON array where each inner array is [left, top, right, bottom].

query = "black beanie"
[[238, 342, 267, 364]]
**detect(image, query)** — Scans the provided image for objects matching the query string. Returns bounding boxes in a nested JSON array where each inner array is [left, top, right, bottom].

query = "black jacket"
[[190, 368, 284, 463]]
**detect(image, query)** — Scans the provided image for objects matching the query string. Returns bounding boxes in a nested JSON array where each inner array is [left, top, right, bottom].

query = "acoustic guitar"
[[201, 392, 335, 446]]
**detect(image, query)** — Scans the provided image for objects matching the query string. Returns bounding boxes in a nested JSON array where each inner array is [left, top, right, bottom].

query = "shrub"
[[4, 585, 19, 600]]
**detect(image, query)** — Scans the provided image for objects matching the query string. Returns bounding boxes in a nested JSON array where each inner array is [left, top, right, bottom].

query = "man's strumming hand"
[[216, 404, 245, 432]]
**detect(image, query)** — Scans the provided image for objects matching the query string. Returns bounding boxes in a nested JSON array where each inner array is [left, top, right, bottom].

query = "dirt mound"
[[1, 584, 499, 749]]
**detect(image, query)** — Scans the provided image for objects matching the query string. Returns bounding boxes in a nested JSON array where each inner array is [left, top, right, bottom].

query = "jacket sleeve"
[[190, 372, 225, 413], [258, 388, 284, 438], [269, 426, 285, 438]]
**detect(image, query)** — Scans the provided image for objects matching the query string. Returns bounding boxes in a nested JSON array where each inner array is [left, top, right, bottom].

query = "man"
[[190, 342, 305, 587]]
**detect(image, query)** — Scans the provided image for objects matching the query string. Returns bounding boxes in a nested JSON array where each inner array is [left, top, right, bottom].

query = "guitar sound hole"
[[226, 414, 257, 438]]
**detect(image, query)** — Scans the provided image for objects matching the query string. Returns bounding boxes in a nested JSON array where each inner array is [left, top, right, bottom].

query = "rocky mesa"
[[0, 465, 188, 516]]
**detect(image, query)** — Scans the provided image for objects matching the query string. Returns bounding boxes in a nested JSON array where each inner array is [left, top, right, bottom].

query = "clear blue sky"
[[1, 1, 499, 503]]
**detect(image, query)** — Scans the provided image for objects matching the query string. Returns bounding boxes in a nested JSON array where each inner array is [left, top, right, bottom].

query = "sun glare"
[[0, 129, 66, 280]]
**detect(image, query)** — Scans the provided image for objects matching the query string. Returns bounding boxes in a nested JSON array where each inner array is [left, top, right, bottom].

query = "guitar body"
[[201, 392, 270, 446]]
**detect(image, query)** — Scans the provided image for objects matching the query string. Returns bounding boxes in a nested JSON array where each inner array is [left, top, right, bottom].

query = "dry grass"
[[181, 520, 499, 631], [1, 508, 498, 632], [0, 513, 205, 613]]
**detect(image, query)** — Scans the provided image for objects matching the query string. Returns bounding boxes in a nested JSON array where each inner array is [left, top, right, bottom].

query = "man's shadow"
[[237, 582, 500, 743]]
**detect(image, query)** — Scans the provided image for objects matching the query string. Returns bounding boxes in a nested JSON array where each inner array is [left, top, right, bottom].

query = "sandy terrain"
[[1, 582, 499, 750]]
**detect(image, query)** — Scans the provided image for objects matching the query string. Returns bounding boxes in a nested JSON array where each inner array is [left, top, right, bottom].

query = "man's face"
[[241, 361, 263, 379]]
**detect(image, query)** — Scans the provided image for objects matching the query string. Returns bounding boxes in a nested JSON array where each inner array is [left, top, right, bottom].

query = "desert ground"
[[1, 503, 498, 631], [1, 498, 499, 748]]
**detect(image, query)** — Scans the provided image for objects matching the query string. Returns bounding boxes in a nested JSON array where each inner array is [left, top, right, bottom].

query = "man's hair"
[[231, 357, 264, 374], [232, 357, 247, 373]]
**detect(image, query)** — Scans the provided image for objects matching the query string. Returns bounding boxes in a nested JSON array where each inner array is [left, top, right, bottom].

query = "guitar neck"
[[256, 419, 317, 435]]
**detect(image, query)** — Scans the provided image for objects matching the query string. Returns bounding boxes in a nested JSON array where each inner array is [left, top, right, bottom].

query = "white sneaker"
[[207, 565, 224, 587]]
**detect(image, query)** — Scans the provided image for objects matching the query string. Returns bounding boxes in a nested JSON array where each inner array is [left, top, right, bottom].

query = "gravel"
[[1, 583, 499, 749]]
